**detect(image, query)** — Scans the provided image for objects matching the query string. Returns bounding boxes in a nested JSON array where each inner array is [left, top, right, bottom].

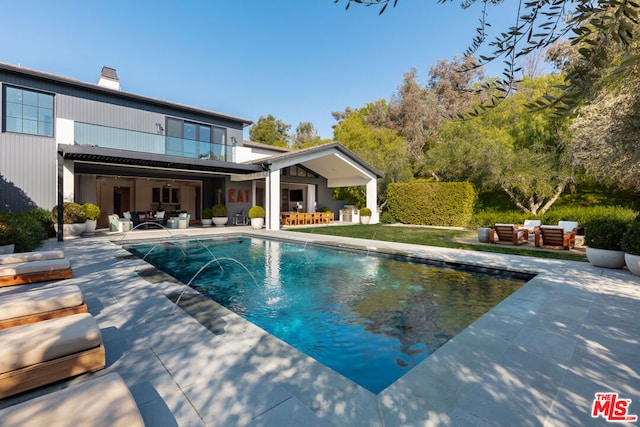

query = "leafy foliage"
[[0, 210, 49, 252], [202, 207, 213, 218], [83, 202, 101, 221], [248, 205, 265, 219], [51, 202, 87, 224], [622, 216, 640, 255], [249, 114, 291, 147], [0, 219, 17, 246], [211, 204, 227, 217], [584, 218, 630, 250]]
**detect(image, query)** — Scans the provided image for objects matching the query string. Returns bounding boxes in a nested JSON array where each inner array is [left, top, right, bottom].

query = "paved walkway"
[[0, 226, 638, 426]]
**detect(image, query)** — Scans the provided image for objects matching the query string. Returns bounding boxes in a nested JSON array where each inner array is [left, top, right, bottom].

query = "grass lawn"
[[287, 224, 588, 262]]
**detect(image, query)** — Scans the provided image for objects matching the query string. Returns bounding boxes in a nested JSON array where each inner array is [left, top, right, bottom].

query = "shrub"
[[202, 207, 213, 218], [83, 202, 101, 221], [319, 206, 333, 212], [248, 205, 265, 219], [0, 219, 17, 246], [51, 202, 87, 224], [212, 204, 227, 217], [584, 218, 629, 251], [0, 210, 48, 252], [621, 217, 640, 256], [360, 207, 372, 217], [388, 181, 476, 227], [27, 207, 55, 237], [380, 211, 396, 224]]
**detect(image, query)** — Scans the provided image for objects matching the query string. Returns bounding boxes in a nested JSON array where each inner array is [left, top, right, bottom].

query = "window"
[[3, 86, 54, 137], [164, 118, 226, 160]]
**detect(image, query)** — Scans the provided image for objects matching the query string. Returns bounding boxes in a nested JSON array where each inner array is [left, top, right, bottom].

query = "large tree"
[[336, 0, 640, 114], [332, 100, 413, 208], [423, 74, 575, 215], [248, 114, 291, 147]]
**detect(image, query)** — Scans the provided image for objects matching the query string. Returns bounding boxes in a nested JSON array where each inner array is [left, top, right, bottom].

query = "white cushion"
[[0, 250, 64, 266], [155, 211, 165, 219], [122, 211, 132, 219], [494, 223, 515, 227], [0, 313, 101, 373], [0, 259, 70, 277], [179, 213, 187, 218], [558, 221, 578, 233], [0, 285, 84, 321]]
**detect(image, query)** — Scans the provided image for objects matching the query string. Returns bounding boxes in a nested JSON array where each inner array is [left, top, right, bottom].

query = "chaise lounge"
[[0, 313, 105, 399], [0, 285, 88, 329], [0, 373, 144, 427], [0, 250, 65, 265], [0, 258, 73, 287]]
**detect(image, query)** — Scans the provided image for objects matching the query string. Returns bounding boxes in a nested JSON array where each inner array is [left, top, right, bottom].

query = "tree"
[[335, 0, 640, 115], [248, 114, 291, 147], [332, 100, 413, 208], [423, 74, 575, 215]]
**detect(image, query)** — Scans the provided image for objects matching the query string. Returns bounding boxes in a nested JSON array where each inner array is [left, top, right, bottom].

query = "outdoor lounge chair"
[[0, 285, 88, 329], [0, 250, 64, 265], [0, 373, 144, 427], [0, 313, 105, 398], [490, 223, 529, 245], [521, 219, 541, 233], [0, 259, 73, 287], [535, 225, 576, 250]]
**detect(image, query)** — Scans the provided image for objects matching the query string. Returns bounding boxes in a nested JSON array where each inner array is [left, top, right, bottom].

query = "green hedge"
[[0, 209, 50, 252], [470, 205, 638, 229], [387, 182, 476, 227]]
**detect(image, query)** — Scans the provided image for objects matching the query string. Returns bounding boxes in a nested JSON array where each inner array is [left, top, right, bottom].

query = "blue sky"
[[3, 1, 520, 140]]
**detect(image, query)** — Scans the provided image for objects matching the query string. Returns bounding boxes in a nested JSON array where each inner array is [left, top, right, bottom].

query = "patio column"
[[265, 168, 280, 230], [366, 178, 379, 224]]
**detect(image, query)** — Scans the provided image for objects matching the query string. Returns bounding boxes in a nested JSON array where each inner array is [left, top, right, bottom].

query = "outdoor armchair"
[[490, 223, 529, 246]]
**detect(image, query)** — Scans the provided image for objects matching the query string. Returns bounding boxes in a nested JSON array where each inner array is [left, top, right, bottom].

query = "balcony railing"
[[74, 122, 234, 162]]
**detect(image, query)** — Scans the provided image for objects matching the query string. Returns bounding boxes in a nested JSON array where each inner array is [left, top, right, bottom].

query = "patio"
[[0, 226, 638, 426]]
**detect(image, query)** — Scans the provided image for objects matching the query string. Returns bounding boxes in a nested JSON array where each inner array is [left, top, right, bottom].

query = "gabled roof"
[[0, 62, 252, 127], [244, 142, 384, 187]]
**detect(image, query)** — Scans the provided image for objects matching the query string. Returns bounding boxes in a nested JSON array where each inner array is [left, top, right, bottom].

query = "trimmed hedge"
[[584, 218, 629, 250], [387, 182, 476, 227], [470, 205, 638, 230]]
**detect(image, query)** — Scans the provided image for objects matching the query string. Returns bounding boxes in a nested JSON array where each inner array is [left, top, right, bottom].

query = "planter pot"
[[0, 244, 15, 254], [360, 216, 371, 225], [201, 218, 213, 227], [250, 218, 264, 229], [586, 247, 626, 269], [54, 223, 86, 238], [84, 219, 97, 234], [212, 217, 228, 227], [624, 253, 640, 276], [477, 227, 492, 243]]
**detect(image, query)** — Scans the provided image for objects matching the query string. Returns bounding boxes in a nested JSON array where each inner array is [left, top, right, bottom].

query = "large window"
[[165, 118, 226, 160], [3, 86, 54, 137]]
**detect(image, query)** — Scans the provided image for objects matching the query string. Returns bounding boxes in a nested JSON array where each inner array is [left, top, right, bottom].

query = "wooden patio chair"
[[489, 223, 529, 246], [535, 225, 576, 250]]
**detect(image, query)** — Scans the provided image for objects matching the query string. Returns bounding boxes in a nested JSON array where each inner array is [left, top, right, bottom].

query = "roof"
[[242, 140, 290, 153], [244, 142, 384, 187], [58, 144, 263, 175], [0, 62, 253, 127]]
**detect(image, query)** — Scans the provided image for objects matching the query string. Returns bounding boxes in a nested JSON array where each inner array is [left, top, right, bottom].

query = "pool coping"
[[1, 227, 638, 426]]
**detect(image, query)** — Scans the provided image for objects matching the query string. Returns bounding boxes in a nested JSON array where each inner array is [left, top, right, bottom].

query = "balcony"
[[73, 122, 234, 162]]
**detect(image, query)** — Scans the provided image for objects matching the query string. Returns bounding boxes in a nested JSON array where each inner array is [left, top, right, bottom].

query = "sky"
[[3, 1, 521, 140]]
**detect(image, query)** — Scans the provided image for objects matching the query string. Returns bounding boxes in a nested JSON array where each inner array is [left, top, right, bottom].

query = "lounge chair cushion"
[[0, 373, 144, 427], [0, 259, 71, 277], [0, 313, 102, 374], [0, 285, 84, 322], [558, 221, 579, 233], [0, 251, 64, 266]]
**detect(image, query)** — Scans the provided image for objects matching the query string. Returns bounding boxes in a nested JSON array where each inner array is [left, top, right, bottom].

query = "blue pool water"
[[127, 237, 527, 393]]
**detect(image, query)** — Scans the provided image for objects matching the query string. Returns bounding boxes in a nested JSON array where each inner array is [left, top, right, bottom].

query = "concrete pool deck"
[[0, 226, 638, 426]]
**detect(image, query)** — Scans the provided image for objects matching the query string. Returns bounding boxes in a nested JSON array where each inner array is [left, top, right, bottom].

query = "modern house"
[[0, 62, 382, 236]]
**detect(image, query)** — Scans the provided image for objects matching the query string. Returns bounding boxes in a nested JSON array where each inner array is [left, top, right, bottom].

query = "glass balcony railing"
[[74, 122, 234, 162]]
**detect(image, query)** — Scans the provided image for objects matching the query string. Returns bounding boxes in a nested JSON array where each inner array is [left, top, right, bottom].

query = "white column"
[[63, 159, 75, 202], [366, 179, 379, 224], [265, 169, 280, 230]]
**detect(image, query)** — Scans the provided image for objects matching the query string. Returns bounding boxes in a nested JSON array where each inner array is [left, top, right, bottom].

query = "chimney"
[[97, 66, 120, 90]]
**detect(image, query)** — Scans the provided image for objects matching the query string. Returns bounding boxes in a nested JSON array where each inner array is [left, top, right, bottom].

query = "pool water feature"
[[127, 237, 528, 394]]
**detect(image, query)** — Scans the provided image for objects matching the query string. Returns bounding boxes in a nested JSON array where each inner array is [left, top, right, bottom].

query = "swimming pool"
[[127, 236, 529, 393]]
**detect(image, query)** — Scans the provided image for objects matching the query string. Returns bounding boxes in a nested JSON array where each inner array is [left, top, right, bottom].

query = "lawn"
[[287, 224, 588, 262]]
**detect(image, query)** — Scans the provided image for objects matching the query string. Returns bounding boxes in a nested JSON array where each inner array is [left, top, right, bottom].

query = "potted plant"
[[211, 204, 228, 227], [248, 205, 265, 229], [584, 218, 628, 269], [201, 207, 213, 227], [621, 216, 640, 276], [360, 207, 372, 225], [51, 202, 87, 238], [82, 202, 101, 234], [0, 219, 17, 254]]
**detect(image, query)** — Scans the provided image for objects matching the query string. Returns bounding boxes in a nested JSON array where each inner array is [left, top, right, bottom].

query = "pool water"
[[127, 237, 527, 393]]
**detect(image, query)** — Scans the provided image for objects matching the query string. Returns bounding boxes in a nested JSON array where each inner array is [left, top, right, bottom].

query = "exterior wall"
[[0, 68, 246, 213]]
